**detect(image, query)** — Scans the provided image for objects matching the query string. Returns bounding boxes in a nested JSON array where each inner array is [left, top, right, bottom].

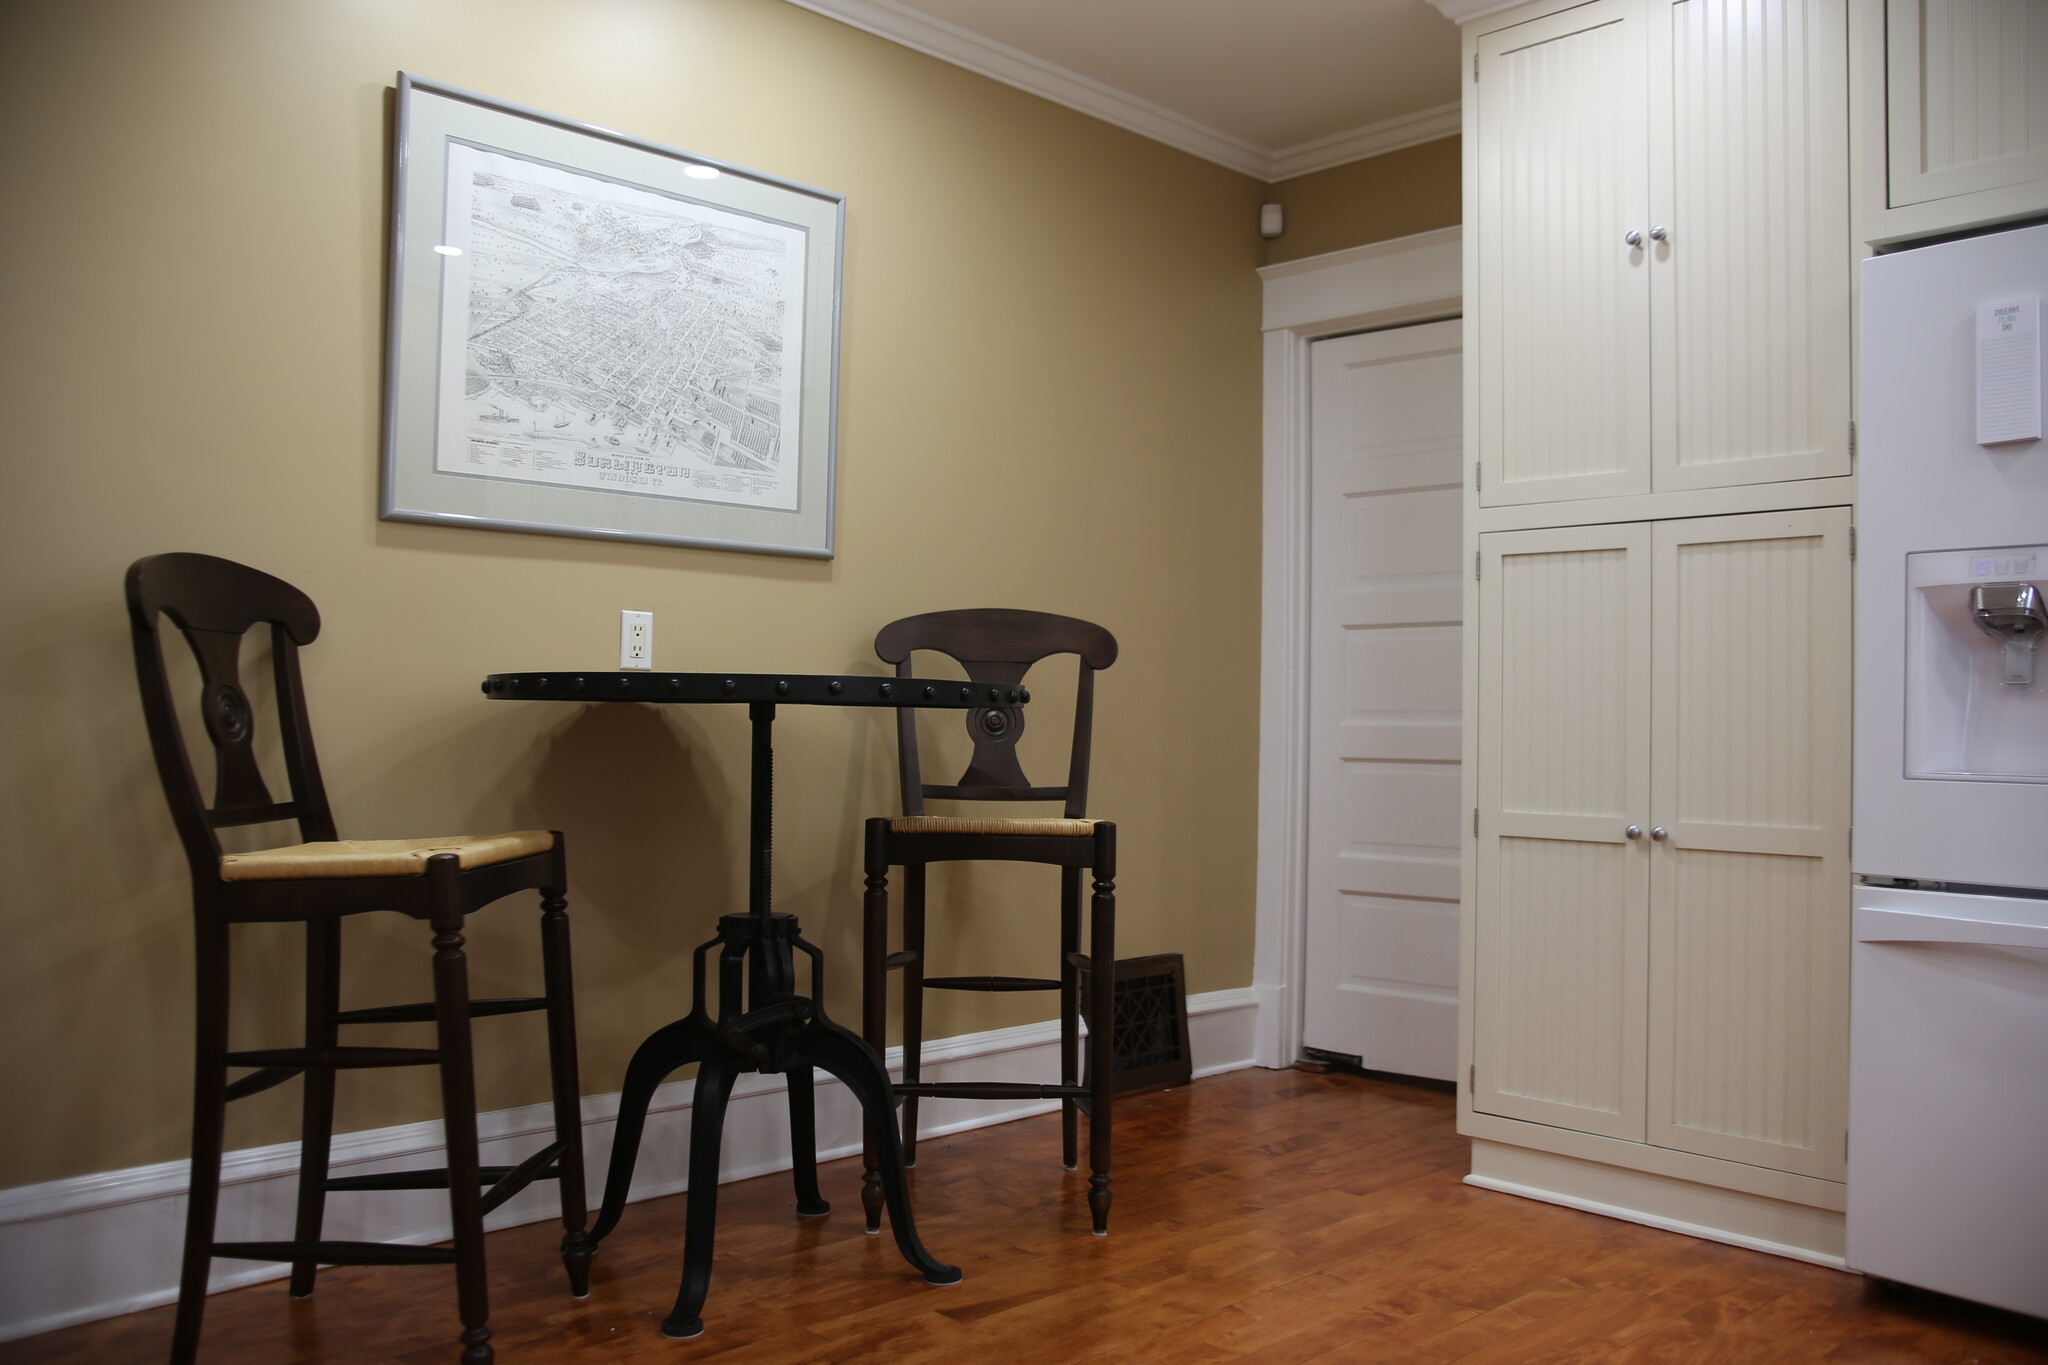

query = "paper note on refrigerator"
[[1978, 296, 2042, 446]]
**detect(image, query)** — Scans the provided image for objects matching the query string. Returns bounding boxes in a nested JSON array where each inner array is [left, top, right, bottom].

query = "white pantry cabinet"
[[1856, 0, 2048, 244], [1471, 508, 1852, 1181], [1473, 0, 1853, 507]]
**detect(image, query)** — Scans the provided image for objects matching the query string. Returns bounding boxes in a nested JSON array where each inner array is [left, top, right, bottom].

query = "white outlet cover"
[[620, 610, 653, 670]]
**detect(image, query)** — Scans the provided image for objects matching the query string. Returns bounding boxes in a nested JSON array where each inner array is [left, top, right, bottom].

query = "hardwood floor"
[[8, 1068, 2045, 1364]]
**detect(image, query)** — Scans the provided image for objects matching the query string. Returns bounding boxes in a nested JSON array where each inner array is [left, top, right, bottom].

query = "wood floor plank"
[[7, 1069, 2046, 1365]]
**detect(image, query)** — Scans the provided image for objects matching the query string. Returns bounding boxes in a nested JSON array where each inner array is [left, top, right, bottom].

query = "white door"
[[1302, 320, 1463, 1079]]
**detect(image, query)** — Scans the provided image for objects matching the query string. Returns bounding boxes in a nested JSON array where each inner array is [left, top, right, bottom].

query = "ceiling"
[[782, 0, 1468, 182]]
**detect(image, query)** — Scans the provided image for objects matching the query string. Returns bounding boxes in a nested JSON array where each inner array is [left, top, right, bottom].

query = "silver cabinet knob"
[[1624, 229, 1644, 247], [1651, 826, 1668, 841], [1625, 825, 1643, 839], [1648, 225, 1668, 242]]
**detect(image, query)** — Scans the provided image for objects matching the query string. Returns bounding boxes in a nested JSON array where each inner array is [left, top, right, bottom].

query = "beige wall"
[[0, 0, 1267, 1188], [1263, 137, 1462, 265]]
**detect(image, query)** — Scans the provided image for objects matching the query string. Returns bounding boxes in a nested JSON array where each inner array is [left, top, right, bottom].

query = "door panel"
[[1477, 0, 1652, 506], [1304, 323, 1464, 1079], [1651, 0, 1852, 490], [1474, 523, 1652, 1138], [1646, 509, 1851, 1177]]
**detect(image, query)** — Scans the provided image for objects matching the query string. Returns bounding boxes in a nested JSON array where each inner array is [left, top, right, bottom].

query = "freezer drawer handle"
[[1855, 906, 2048, 951]]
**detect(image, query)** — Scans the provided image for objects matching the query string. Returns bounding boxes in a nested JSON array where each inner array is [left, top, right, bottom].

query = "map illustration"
[[434, 142, 806, 510]]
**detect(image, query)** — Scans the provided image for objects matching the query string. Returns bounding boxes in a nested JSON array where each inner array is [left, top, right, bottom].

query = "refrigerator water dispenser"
[[1905, 545, 2048, 782]]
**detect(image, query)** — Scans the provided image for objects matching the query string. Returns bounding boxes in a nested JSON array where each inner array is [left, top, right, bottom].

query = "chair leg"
[[1059, 866, 1082, 1172], [901, 863, 927, 1168], [1087, 828, 1116, 1236], [170, 922, 230, 1365], [860, 819, 890, 1233], [429, 887, 493, 1365], [289, 919, 341, 1298], [538, 873, 592, 1298]]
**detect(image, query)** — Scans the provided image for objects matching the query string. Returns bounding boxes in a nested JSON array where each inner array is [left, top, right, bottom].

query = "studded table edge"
[[480, 671, 1029, 708]]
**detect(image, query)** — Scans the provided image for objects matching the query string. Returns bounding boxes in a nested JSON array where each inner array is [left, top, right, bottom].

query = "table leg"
[[590, 1012, 717, 1246], [795, 1017, 961, 1287], [661, 1055, 741, 1340], [785, 1064, 829, 1216]]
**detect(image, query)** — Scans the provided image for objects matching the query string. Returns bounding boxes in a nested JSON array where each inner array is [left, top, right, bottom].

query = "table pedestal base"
[[587, 911, 958, 1338]]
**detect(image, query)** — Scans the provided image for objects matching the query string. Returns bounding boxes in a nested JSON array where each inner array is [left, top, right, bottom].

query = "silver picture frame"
[[382, 74, 844, 557]]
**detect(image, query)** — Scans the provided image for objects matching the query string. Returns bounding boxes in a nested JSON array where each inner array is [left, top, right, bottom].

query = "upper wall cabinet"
[[1860, 0, 2048, 244], [1475, 0, 1853, 507]]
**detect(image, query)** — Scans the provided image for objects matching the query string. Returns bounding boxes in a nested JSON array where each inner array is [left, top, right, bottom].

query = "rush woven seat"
[[860, 608, 1121, 1236], [219, 831, 556, 881], [885, 816, 1100, 837], [126, 553, 590, 1365]]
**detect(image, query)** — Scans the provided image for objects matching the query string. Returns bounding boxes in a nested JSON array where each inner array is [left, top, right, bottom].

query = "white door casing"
[[1302, 321, 1464, 1079], [1255, 228, 1462, 1071]]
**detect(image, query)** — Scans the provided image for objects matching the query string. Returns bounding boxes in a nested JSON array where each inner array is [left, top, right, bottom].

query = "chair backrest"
[[875, 608, 1118, 819], [126, 553, 337, 878]]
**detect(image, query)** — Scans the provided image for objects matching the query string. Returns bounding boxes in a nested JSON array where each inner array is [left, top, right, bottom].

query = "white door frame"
[[1252, 226, 1463, 1069]]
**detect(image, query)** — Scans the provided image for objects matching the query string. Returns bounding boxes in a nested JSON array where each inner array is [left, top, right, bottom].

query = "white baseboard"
[[0, 987, 1256, 1345], [1465, 1139, 1847, 1269]]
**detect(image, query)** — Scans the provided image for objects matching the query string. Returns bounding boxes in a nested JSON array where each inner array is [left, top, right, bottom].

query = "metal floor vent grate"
[[1082, 953, 1192, 1097]]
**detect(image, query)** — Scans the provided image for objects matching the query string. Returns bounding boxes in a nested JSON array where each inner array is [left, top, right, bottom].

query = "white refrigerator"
[[1850, 222, 2048, 1318]]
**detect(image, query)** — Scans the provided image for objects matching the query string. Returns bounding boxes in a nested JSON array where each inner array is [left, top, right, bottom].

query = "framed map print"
[[381, 74, 843, 557]]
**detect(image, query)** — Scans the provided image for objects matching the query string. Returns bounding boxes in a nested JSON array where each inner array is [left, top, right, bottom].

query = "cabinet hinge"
[[1848, 827, 1853, 857], [1849, 420, 1857, 458], [1475, 549, 1482, 581], [1473, 807, 1480, 838], [1850, 526, 1858, 561], [1469, 1063, 1477, 1091], [1474, 460, 1483, 492], [1473, 53, 1479, 82]]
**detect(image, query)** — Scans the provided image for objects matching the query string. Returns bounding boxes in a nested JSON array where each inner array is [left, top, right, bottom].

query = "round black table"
[[481, 670, 1027, 1339]]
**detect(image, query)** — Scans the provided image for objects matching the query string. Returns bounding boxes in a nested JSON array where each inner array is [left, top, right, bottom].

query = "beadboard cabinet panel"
[[1476, 0, 1652, 507], [1470, 511, 1851, 1179], [1473, 0, 1850, 505], [1646, 510, 1851, 1179], [1889, 0, 2048, 206], [1473, 524, 1652, 1139], [1652, 0, 1853, 490]]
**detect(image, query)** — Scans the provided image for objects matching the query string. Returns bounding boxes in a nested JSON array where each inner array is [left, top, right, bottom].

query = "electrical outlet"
[[620, 610, 653, 670]]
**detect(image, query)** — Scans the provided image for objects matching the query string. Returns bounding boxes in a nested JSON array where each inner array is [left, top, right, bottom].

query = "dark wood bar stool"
[[859, 608, 1120, 1235], [126, 553, 591, 1365]]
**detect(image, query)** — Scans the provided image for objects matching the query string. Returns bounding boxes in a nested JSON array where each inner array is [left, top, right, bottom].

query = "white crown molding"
[[784, 0, 1459, 181], [1426, 0, 1528, 23], [1268, 103, 1461, 181]]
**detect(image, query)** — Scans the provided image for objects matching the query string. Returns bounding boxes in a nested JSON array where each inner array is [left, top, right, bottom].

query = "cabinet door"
[[1473, 523, 1652, 1139], [1887, 0, 2048, 211], [1650, 0, 1852, 491], [1646, 509, 1851, 1179], [1476, 0, 1652, 507]]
